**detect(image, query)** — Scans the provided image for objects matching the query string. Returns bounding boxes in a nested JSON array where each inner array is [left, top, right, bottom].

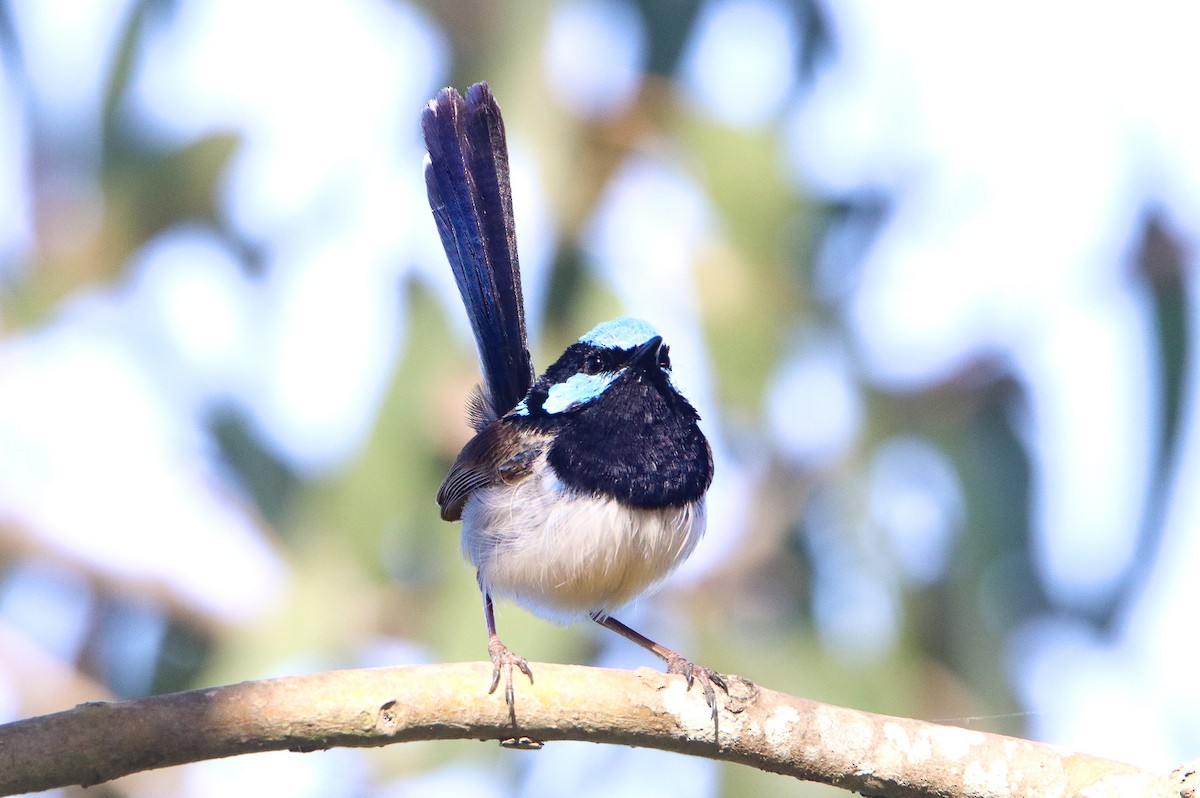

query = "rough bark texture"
[[0, 662, 1191, 797]]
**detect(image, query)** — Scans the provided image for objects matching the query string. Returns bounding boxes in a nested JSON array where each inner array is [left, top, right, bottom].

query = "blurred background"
[[1, 0, 1198, 795]]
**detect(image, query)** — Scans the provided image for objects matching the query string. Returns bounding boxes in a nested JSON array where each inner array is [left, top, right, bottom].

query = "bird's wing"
[[436, 421, 549, 522], [422, 83, 534, 424]]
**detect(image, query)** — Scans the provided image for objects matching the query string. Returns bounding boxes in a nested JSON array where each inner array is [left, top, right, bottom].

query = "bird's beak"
[[629, 335, 664, 368]]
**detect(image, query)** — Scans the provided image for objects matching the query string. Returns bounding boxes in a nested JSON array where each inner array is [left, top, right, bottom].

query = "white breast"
[[461, 463, 706, 621]]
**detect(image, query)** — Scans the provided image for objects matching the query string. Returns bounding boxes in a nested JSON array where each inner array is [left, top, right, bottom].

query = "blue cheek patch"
[[542, 371, 619, 414], [580, 317, 659, 349]]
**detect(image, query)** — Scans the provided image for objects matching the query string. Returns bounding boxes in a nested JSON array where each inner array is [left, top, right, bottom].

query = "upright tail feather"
[[422, 83, 534, 423]]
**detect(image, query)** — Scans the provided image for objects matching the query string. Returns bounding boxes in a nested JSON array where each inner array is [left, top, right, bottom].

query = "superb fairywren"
[[422, 83, 726, 716]]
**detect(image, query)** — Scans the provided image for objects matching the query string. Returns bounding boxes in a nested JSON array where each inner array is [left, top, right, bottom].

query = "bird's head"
[[511, 317, 686, 419]]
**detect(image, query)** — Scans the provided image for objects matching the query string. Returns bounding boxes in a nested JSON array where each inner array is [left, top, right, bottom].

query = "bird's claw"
[[488, 638, 534, 720], [664, 654, 729, 720]]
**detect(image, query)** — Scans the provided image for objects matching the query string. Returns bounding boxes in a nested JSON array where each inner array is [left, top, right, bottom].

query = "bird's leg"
[[592, 613, 728, 719], [484, 589, 533, 721]]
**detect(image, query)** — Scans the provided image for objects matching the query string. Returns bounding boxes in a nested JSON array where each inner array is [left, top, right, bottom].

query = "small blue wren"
[[422, 83, 725, 717]]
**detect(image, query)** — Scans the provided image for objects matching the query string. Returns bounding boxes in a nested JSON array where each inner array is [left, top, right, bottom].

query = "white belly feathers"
[[461, 461, 706, 620]]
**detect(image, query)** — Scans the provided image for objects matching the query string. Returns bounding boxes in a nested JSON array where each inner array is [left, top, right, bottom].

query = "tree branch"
[[0, 662, 1191, 797]]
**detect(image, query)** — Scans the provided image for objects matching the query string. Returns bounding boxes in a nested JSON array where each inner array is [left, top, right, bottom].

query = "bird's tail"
[[422, 83, 534, 425]]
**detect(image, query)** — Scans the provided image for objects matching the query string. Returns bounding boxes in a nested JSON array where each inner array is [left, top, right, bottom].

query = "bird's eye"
[[583, 353, 605, 375], [657, 345, 671, 370]]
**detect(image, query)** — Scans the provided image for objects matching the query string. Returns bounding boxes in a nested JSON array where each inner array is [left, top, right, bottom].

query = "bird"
[[421, 82, 726, 718]]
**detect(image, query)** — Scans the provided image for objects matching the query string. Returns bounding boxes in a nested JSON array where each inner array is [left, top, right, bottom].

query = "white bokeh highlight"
[[869, 436, 962, 586], [545, 0, 646, 119], [0, 59, 30, 274], [681, 0, 798, 126], [766, 334, 862, 466]]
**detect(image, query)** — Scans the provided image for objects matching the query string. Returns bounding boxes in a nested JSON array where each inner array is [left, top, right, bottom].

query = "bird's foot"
[[664, 653, 729, 720], [488, 638, 534, 720]]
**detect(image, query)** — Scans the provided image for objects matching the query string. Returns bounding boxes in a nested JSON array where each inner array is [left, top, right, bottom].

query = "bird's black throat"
[[539, 370, 713, 509]]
